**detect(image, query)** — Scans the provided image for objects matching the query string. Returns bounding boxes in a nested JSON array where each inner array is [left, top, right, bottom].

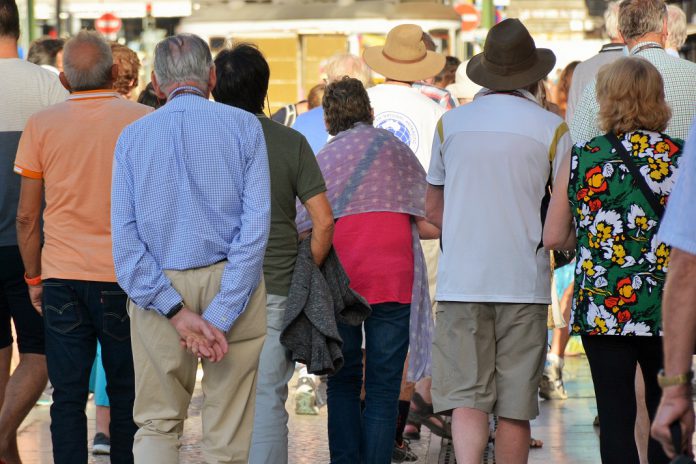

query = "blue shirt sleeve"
[[659, 127, 696, 255], [202, 120, 271, 332], [111, 131, 183, 315]]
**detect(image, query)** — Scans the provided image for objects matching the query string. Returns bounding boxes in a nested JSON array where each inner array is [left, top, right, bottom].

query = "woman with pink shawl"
[[296, 77, 439, 464]]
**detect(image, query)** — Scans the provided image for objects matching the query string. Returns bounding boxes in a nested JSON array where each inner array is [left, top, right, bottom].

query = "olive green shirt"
[[258, 115, 327, 296]]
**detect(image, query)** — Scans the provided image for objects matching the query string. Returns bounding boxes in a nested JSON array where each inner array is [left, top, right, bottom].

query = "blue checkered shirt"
[[570, 43, 696, 143], [111, 94, 270, 332]]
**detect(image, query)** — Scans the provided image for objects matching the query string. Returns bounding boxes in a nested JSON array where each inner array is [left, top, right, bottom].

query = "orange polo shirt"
[[14, 90, 152, 282]]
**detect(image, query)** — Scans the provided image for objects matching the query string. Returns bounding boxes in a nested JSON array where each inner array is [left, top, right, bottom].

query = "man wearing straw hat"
[[362, 24, 448, 449], [425, 19, 572, 464]]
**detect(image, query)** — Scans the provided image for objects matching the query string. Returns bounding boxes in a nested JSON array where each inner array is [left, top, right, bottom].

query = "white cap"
[[446, 60, 482, 101]]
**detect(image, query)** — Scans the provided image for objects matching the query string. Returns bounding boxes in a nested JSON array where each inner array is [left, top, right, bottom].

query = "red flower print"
[[577, 188, 589, 201], [605, 297, 620, 310], [588, 199, 602, 212], [617, 277, 637, 304], [586, 166, 608, 193], [617, 309, 631, 323]]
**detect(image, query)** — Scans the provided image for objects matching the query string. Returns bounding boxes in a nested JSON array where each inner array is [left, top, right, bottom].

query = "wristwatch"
[[657, 369, 694, 388], [165, 301, 185, 319]]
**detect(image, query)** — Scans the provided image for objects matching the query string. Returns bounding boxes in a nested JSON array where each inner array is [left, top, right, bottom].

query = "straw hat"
[[466, 19, 556, 91], [363, 24, 446, 82], [446, 60, 482, 101]]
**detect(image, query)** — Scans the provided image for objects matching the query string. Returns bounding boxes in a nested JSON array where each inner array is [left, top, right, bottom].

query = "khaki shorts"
[[431, 302, 547, 420]]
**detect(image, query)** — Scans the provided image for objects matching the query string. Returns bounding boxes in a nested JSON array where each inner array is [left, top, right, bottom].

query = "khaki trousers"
[[129, 261, 267, 464]]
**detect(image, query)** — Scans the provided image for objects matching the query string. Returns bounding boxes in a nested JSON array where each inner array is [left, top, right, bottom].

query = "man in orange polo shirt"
[[14, 30, 151, 464]]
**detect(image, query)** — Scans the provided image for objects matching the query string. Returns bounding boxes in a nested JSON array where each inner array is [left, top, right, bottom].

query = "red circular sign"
[[454, 4, 481, 32], [95, 13, 122, 35]]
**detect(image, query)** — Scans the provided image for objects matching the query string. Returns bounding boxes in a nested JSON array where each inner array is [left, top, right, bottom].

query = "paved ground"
[[13, 356, 610, 463]]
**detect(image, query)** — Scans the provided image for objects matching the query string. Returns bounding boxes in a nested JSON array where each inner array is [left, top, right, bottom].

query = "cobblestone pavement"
[[17, 368, 436, 464], [12, 355, 680, 463]]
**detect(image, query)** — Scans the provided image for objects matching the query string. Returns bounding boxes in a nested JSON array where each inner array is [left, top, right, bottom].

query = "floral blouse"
[[568, 130, 683, 336]]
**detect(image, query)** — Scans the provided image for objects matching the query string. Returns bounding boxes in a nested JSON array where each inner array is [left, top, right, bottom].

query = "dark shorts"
[[0, 246, 45, 354]]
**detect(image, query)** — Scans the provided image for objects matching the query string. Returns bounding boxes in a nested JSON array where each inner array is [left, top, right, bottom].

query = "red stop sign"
[[95, 13, 122, 35], [454, 3, 481, 32]]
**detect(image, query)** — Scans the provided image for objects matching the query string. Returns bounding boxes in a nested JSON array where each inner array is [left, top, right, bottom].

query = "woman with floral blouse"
[[544, 57, 684, 464]]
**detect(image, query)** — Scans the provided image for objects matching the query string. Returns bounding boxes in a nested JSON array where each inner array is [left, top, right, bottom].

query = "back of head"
[[154, 34, 212, 96], [0, 0, 19, 40], [324, 53, 372, 87], [62, 30, 113, 91], [137, 82, 163, 109], [666, 4, 687, 50], [618, 0, 667, 42], [323, 76, 373, 136], [111, 43, 141, 96], [307, 83, 326, 110], [596, 56, 670, 133], [433, 55, 461, 88], [212, 43, 269, 114], [27, 38, 64, 66], [604, 1, 621, 41]]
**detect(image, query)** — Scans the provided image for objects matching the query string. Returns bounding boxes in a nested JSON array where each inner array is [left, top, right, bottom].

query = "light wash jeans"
[[248, 294, 295, 464]]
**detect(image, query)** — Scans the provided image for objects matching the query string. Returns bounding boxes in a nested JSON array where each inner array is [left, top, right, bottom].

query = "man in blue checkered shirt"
[[111, 34, 271, 464]]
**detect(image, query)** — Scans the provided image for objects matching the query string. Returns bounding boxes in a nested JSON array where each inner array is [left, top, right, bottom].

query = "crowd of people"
[[1, 0, 696, 463]]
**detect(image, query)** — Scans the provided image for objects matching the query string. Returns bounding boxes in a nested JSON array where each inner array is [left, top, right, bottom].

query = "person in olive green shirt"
[[212, 44, 334, 464]]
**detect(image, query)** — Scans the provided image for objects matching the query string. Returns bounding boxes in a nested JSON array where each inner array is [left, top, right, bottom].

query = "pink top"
[[333, 212, 414, 305]]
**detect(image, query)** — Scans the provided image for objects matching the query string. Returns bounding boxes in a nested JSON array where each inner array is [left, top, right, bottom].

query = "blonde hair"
[[110, 43, 141, 96], [324, 53, 372, 87], [596, 57, 671, 133], [604, 2, 621, 40], [667, 4, 687, 50]]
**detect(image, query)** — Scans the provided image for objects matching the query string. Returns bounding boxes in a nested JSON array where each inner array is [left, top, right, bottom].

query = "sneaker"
[[295, 381, 319, 415], [92, 432, 111, 455], [539, 358, 568, 400], [392, 440, 418, 462]]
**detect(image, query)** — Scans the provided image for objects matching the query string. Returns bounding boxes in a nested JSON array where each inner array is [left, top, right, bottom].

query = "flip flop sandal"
[[409, 392, 452, 439], [403, 418, 421, 440]]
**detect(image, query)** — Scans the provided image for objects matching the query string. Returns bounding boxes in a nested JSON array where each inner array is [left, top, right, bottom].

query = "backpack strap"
[[605, 132, 665, 218]]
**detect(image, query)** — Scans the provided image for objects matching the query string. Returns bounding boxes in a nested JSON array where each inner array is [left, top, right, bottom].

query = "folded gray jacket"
[[280, 235, 371, 375]]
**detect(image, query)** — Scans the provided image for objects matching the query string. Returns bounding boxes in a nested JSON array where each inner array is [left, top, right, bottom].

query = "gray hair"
[[62, 30, 112, 91], [604, 2, 621, 40], [619, 0, 667, 42], [154, 34, 212, 94], [324, 53, 372, 87], [667, 4, 687, 50]]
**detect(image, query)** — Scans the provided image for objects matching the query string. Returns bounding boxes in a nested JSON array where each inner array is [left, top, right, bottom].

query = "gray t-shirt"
[[0, 58, 67, 246]]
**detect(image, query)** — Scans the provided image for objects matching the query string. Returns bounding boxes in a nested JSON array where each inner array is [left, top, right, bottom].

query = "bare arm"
[[543, 153, 577, 251], [415, 216, 440, 240], [303, 192, 334, 266], [425, 184, 444, 230], [16, 177, 44, 312], [651, 248, 696, 457]]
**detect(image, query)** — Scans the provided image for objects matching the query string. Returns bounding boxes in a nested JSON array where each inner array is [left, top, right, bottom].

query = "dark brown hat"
[[466, 18, 556, 91]]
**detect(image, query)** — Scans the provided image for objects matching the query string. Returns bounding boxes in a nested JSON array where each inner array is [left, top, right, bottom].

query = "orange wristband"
[[24, 273, 42, 286]]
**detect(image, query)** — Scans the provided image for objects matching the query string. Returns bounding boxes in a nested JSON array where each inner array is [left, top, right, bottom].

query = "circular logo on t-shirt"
[[374, 111, 419, 153]]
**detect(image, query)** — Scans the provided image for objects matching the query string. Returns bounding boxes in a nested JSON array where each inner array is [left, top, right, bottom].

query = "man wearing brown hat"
[[425, 18, 572, 464]]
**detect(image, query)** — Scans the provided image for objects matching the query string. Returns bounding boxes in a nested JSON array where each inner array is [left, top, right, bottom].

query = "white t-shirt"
[[427, 92, 573, 304], [0, 58, 67, 246], [367, 84, 446, 169]]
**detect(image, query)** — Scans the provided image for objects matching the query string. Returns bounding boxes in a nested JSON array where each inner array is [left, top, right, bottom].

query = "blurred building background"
[[14, 0, 696, 111]]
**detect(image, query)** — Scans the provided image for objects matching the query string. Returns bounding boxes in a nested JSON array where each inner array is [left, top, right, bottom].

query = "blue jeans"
[[43, 279, 136, 464], [327, 302, 410, 464]]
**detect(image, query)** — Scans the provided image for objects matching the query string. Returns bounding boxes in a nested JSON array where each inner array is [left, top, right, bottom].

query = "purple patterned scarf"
[[296, 122, 434, 381]]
